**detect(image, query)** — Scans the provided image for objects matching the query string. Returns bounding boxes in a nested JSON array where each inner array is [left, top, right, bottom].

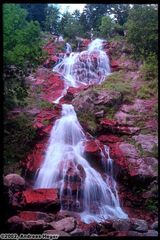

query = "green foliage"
[[78, 112, 97, 134], [42, 119, 50, 125], [38, 100, 53, 109], [99, 16, 114, 38], [3, 4, 44, 113], [4, 113, 36, 164], [136, 81, 157, 100], [59, 11, 84, 40], [45, 5, 60, 33], [125, 5, 158, 59], [4, 76, 28, 112], [141, 53, 158, 82], [20, 3, 48, 30], [113, 23, 125, 36], [3, 4, 43, 67], [109, 4, 130, 26], [145, 199, 158, 214]]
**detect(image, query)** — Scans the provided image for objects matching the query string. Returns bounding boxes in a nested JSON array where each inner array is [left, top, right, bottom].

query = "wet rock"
[[64, 86, 85, 101], [130, 218, 148, 233], [84, 139, 104, 172], [91, 233, 98, 236], [4, 174, 26, 211], [7, 215, 47, 233], [18, 211, 55, 222], [4, 174, 26, 192], [22, 189, 60, 211], [151, 221, 158, 231], [132, 134, 158, 152], [142, 230, 158, 236], [104, 231, 131, 237], [73, 89, 122, 115], [50, 217, 76, 232], [84, 140, 102, 154], [43, 229, 70, 236], [70, 228, 85, 236], [23, 220, 47, 233], [95, 110, 104, 118], [7, 216, 24, 233], [112, 219, 131, 231], [127, 231, 143, 236]]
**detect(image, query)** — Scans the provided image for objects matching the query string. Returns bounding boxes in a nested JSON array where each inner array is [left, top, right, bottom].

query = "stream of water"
[[34, 39, 128, 223]]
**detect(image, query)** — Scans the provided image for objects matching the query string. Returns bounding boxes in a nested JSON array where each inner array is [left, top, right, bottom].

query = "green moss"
[[104, 106, 118, 120], [77, 112, 97, 134], [42, 119, 50, 125], [145, 199, 158, 214], [149, 144, 158, 159], [38, 100, 53, 109], [93, 71, 134, 103], [35, 86, 43, 94], [136, 84, 153, 99]]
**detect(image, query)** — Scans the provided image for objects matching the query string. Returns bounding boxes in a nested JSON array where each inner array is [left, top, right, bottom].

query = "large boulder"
[[132, 134, 158, 152], [118, 143, 158, 179], [130, 218, 148, 233], [43, 229, 70, 236], [4, 174, 26, 192], [3, 174, 26, 211], [72, 88, 122, 133], [18, 211, 55, 222], [73, 89, 122, 114], [6, 215, 48, 233], [112, 219, 131, 231], [21, 188, 60, 211], [50, 217, 76, 232]]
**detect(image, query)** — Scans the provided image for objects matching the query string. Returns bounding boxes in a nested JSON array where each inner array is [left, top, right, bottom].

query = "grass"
[[104, 107, 117, 120], [136, 83, 156, 99], [38, 100, 53, 109], [93, 71, 134, 104], [77, 112, 97, 134]]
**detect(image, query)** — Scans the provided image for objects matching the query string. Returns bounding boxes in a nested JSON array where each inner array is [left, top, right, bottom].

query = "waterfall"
[[53, 38, 111, 88], [34, 38, 128, 223]]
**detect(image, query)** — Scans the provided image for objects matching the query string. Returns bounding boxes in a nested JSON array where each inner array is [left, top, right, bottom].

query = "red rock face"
[[111, 60, 120, 68], [18, 211, 40, 221], [21, 139, 47, 181], [98, 134, 121, 144], [42, 40, 55, 55], [22, 188, 58, 206], [100, 118, 140, 135], [84, 139, 103, 153]]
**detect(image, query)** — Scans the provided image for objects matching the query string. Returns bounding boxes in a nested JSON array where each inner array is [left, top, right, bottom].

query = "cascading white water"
[[65, 42, 72, 54], [53, 38, 111, 88], [34, 104, 128, 223], [34, 38, 128, 223]]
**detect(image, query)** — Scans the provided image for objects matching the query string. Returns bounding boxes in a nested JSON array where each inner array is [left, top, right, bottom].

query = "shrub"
[[4, 113, 36, 164], [141, 53, 158, 82], [125, 4, 158, 60]]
